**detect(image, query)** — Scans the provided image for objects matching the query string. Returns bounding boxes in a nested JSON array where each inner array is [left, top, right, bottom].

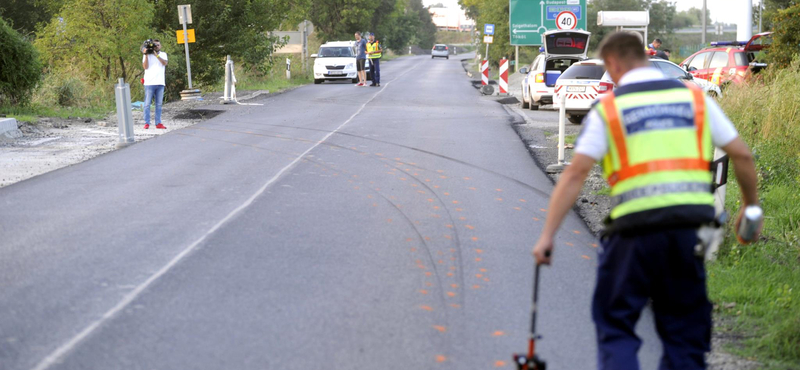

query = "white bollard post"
[[286, 58, 291, 79], [222, 55, 234, 104], [114, 78, 134, 148], [409, 46, 412, 55], [705, 147, 730, 261], [546, 93, 569, 173]]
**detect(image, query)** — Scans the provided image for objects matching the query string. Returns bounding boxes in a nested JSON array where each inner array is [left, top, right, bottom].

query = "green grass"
[[564, 134, 577, 145], [707, 57, 800, 369], [593, 186, 611, 197], [0, 103, 112, 123]]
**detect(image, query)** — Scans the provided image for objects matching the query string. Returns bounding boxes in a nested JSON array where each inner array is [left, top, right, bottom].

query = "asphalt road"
[[1, 54, 660, 369]]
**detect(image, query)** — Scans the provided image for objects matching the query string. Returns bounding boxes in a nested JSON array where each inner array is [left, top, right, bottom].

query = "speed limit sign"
[[556, 11, 577, 30]]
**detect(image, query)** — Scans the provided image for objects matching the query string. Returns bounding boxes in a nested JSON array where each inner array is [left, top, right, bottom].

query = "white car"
[[312, 41, 370, 84], [553, 59, 613, 124], [432, 44, 449, 59], [554, 58, 723, 124], [519, 30, 590, 110]]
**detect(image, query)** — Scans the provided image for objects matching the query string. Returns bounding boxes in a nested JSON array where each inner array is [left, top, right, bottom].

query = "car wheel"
[[530, 100, 539, 111], [522, 98, 529, 109], [432, 56, 434, 59], [567, 115, 584, 124], [446, 56, 449, 59], [314, 79, 322, 84]]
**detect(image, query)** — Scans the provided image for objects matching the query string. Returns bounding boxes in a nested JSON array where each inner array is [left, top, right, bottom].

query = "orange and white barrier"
[[481, 60, 489, 86], [499, 58, 509, 94]]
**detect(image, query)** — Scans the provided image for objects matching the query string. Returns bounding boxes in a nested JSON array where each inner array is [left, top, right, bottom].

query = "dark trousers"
[[593, 228, 712, 370], [369, 58, 380, 84]]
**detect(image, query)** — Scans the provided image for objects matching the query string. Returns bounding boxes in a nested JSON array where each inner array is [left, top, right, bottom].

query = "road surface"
[[0, 54, 661, 369]]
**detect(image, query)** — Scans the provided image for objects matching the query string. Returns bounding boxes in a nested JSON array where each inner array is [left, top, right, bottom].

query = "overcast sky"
[[423, 0, 764, 26]]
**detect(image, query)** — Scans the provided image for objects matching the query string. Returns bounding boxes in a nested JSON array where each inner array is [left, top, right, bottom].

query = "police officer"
[[366, 33, 382, 87], [532, 32, 760, 370]]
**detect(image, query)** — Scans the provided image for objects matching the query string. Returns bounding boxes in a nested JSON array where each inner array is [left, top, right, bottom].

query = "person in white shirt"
[[142, 40, 168, 129]]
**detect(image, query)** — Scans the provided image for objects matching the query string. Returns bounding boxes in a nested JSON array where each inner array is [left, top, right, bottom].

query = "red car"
[[680, 32, 772, 87]]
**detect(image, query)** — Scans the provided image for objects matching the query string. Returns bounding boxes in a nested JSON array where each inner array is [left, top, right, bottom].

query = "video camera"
[[142, 39, 157, 54]]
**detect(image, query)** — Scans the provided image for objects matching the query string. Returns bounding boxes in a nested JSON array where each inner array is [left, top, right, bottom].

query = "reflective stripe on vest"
[[598, 82, 714, 220], [367, 41, 381, 59]]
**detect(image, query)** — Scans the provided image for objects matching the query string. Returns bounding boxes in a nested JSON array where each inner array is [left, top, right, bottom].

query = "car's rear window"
[[545, 33, 588, 55], [560, 64, 605, 80], [318, 47, 354, 57], [434, 46, 447, 51]]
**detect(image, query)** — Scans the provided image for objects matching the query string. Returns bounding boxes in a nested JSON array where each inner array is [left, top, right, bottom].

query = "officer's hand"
[[532, 237, 554, 265], [735, 207, 762, 245]]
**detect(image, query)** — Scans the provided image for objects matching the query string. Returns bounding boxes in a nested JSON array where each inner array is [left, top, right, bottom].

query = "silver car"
[[431, 44, 449, 59]]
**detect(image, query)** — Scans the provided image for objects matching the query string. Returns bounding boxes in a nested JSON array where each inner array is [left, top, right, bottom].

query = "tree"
[[150, 0, 290, 85], [0, 17, 42, 105], [0, 0, 66, 35], [767, 3, 800, 69], [35, 0, 154, 82], [306, 0, 379, 41]]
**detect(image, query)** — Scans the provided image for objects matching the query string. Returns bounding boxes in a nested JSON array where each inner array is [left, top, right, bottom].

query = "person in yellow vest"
[[366, 33, 382, 87], [532, 32, 760, 370]]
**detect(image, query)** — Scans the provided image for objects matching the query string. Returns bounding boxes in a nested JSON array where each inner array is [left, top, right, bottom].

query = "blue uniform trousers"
[[593, 227, 712, 370], [369, 58, 380, 84]]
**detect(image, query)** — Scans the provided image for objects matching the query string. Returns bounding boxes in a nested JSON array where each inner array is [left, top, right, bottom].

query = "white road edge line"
[[31, 57, 423, 370]]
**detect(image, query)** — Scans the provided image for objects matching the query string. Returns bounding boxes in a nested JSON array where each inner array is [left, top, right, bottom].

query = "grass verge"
[[0, 104, 111, 123], [708, 57, 800, 369]]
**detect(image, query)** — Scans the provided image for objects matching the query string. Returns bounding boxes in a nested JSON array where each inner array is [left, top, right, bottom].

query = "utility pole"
[[738, 0, 753, 41], [759, 0, 763, 33], [702, 0, 707, 44]]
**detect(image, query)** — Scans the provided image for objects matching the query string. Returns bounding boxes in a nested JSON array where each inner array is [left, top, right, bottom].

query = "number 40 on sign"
[[556, 11, 577, 30]]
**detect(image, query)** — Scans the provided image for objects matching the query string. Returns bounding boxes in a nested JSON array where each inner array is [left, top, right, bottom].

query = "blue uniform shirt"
[[357, 39, 367, 60]]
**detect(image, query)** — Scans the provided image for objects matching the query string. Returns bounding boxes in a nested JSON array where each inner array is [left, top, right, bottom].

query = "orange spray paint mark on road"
[[493, 331, 505, 336], [411, 247, 417, 252], [450, 248, 456, 253], [455, 208, 464, 212], [425, 272, 432, 276], [591, 243, 598, 248], [459, 217, 467, 221], [426, 282, 433, 287], [451, 284, 458, 288], [540, 208, 547, 212], [565, 242, 574, 247], [484, 278, 490, 282], [513, 207, 522, 211], [444, 235, 452, 240], [440, 176, 448, 179], [400, 177, 407, 181], [468, 187, 477, 191], [496, 198, 503, 201], [533, 217, 540, 221], [480, 268, 488, 272], [476, 274, 483, 278], [582, 255, 591, 260], [475, 257, 482, 262], [475, 249, 483, 254], [444, 192, 450, 196], [446, 224, 453, 229], [450, 304, 461, 308], [419, 290, 429, 295], [452, 200, 459, 204], [494, 360, 508, 367], [447, 272, 454, 277], [433, 325, 447, 333], [573, 230, 581, 234], [433, 206, 440, 210], [436, 355, 447, 363], [472, 285, 481, 289], [427, 199, 435, 202], [424, 237, 431, 241], [420, 305, 433, 311], [407, 238, 415, 242], [434, 185, 440, 189], [471, 237, 479, 242], [447, 292, 457, 297], [465, 225, 475, 230], [449, 266, 457, 271], [520, 199, 527, 202]]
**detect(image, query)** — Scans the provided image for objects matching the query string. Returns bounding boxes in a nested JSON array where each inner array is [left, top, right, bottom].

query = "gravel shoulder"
[[0, 89, 278, 188]]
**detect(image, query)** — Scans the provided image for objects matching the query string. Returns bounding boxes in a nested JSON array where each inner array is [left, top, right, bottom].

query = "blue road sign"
[[484, 24, 495, 35]]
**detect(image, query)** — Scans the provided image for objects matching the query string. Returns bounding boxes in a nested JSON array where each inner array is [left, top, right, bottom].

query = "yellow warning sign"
[[176, 29, 196, 44]]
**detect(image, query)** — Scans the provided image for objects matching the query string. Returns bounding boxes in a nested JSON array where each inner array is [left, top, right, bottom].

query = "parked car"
[[553, 59, 612, 123], [432, 44, 450, 59], [519, 30, 590, 110], [651, 58, 722, 98], [554, 58, 722, 124], [679, 32, 772, 87], [312, 41, 370, 84]]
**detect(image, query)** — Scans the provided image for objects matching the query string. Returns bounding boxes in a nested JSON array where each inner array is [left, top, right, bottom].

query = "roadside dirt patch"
[[0, 90, 268, 188]]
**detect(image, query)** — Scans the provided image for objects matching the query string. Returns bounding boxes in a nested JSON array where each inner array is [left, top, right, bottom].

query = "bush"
[[0, 17, 42, 105], [767, 4, 800, 69]]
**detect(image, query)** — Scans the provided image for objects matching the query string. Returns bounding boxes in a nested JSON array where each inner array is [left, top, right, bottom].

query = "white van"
[[312, 41, 370, 84]]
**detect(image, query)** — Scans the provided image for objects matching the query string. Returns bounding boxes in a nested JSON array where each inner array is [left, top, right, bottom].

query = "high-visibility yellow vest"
[[367, 41, 382, 59], [595, 81, 715, 231]]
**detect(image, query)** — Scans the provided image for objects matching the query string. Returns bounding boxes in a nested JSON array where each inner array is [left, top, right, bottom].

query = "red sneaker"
[[156, 123, 166, 129], [143, 124, 150, 129]]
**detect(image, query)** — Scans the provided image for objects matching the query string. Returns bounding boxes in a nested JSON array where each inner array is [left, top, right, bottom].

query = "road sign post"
[[484, 24, 494, 69], [509, 0, 586, 46], [178, 4, 201, 100]]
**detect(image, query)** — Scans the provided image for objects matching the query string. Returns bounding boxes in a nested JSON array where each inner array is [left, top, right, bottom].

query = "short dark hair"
[[355, 31, 361, 36], [654, 38, 662, 44], [598, 32, 647, 62]]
